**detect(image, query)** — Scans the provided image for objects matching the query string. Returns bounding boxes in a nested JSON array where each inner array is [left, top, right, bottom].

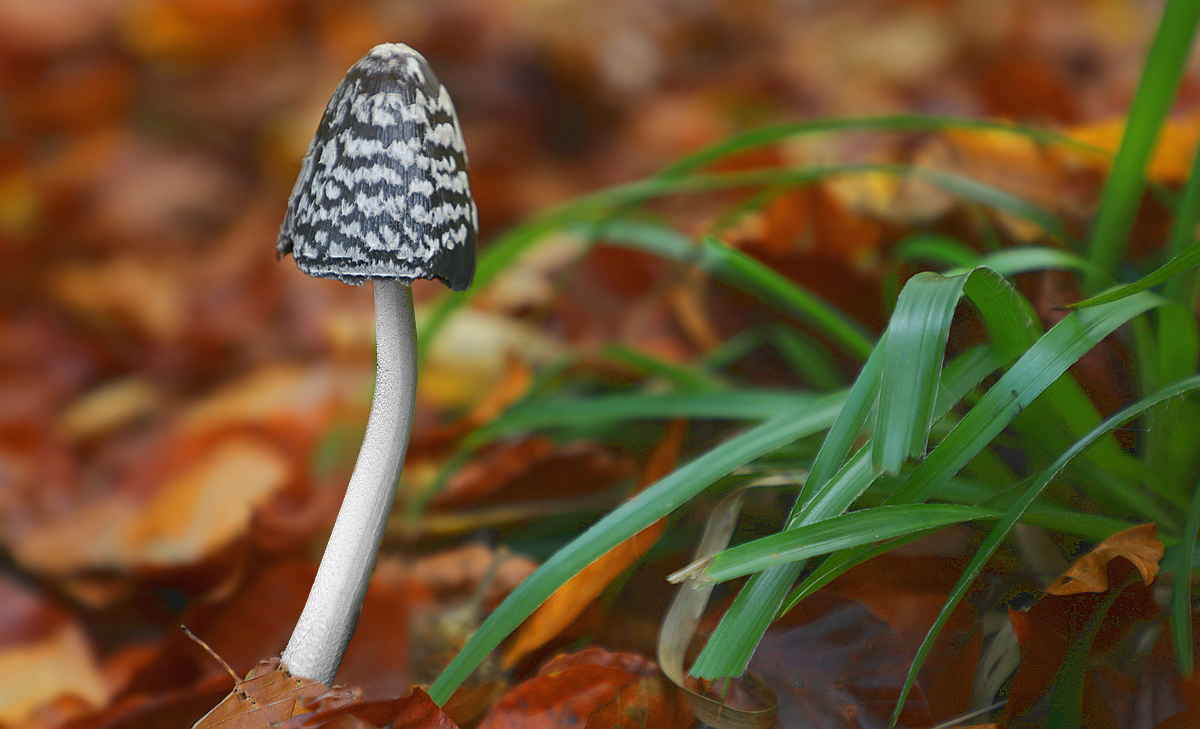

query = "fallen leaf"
[[119, 0, 297, 67], [502, 423, 685, 668], [124, 438, 291, 568], [405, 545, 538, 614], [480, 649, 665, 729], [123, 559, 413, 702], [747, 591, 936, 728], [0, 579, 108, 724], [179, 365, 346, 441], [1047, 523, 1163, 595], [1156, 674, 1200, 729], [419, 309, 561, 411], [191, 657, 360, 728], [274, 688, 458, 728], [49, 257, 187, 342], [584, 675, 691, 729], [56, 377, 161, 443], [11, 437, 290, 573], [824, 552, 982, 721]]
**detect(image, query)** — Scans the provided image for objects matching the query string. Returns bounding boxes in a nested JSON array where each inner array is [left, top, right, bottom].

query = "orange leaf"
[[1068, 113, 1200, 183], [1046, 523, 1164, 596], [501, 422, 687, 668]]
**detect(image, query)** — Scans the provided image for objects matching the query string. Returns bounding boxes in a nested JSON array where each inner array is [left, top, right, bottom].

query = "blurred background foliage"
[[2, 1, 1200, 728]]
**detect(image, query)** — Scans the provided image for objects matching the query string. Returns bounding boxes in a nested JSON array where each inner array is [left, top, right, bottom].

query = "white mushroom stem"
[[282, 279, 416, 685]]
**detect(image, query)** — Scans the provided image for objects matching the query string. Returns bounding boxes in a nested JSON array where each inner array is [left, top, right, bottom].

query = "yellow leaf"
[[0, 623, 107, 724]]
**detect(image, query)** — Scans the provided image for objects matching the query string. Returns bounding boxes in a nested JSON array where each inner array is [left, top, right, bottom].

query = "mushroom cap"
[[277, 44, 477, 290]]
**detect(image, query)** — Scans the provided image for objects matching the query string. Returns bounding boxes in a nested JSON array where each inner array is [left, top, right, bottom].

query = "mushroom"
[[275, 43, 477, 685]]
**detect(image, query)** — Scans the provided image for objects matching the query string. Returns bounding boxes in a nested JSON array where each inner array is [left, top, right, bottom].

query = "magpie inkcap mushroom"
[[277, 42, 477, 290], [276, 43, 478, 687]]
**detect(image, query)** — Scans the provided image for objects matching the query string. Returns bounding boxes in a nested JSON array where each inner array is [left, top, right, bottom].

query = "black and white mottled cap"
[[277, 43, 477, 290]]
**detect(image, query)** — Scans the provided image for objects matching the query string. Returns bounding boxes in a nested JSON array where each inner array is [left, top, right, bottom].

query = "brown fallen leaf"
[[584, 675, 691, 729], [480, 648, 676, 729], [502, 422, 686, 668], [1047, 523, 1164, 596], [747, 591, 936, 728], [192, 657, 458, 729], [191, 657, 361, 728]]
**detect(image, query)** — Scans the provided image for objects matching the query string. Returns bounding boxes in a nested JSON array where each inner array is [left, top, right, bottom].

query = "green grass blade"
[[428, 394, 847, 704], [769, 329, 845, 390], [466, 389, 823, 446], [1068, 236, 1200, 309], [1165, 137, 1200, 303], [973, 247, 1104, 280], [599, 344, 726, 391], [889, 373, 1200, 726], [685, 336, 888, 681], [875, 273, 971, 473], [875, 267, 1037, 474], [689, 505, 998, 583], [1085, 0, 1200, 279], [778, 531, 939, 616], [1174, 473, 1200, 675], [691, 345, 1004, 680], [600, 222, 875, 358], [893, 234, 981, 269], [889, 292, 1163, 506], [695, 269, 1031, 680]]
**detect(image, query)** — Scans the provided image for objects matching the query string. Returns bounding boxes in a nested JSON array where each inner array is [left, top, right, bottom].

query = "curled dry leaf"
[[1047, 523, 1164, 596]]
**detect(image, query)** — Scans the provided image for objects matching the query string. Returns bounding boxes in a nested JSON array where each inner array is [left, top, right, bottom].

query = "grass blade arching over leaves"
[[427, 393, 847, 704], [692, 267, 1035, 680], [887, 292, 1163, 508]]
